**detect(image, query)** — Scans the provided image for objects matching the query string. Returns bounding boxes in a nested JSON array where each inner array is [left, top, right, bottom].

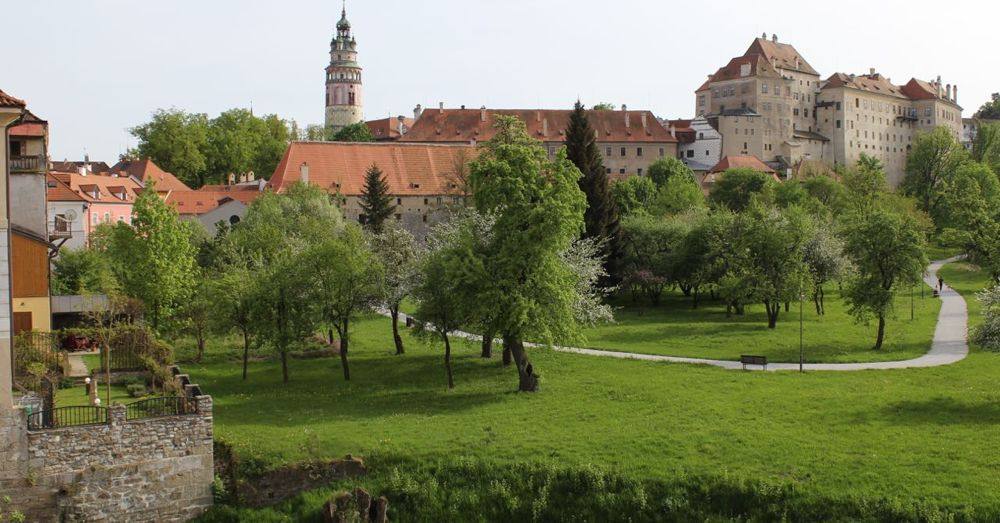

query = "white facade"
[[48, 200, 88, 250], [678, 117, 722, 172]]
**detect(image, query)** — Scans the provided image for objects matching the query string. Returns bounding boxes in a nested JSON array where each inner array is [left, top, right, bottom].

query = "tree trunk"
[[818, 286, 825, 315], [241, 328, 250, 381], [481, 331, 494, 358], [339, 320, 351, 381], [692, 287, 699, 309], [784, 301, 790, 313], [504, 335, 538, 392], [444, 333, 454, 389], [328, 328, 335, 346], [196, 332, 205, 363], [501, 338, 512, 367], [874, 315, 886, 350], [725, 303, 732, 318], [280, 350, 289, 383], [765, 302, 779, 329], [390, 307, 404, 355], [680, 283, 692, 297]]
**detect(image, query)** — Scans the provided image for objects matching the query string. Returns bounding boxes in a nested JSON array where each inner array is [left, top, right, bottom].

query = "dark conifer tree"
[[359, 163, 395, 233], [564, 101, 625, 283]]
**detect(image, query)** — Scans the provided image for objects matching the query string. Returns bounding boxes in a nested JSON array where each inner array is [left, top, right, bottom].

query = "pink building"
[[48, 170, 142, 246]]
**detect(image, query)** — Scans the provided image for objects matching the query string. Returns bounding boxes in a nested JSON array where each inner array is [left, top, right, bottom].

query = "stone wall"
[[1, 394, 214, 522]]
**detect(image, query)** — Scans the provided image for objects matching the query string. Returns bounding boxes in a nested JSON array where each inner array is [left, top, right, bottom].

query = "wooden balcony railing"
[[10, 155, 45, 173]]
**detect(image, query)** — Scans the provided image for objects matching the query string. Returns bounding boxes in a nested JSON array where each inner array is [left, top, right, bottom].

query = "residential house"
[[165, 189, 262, 232], [268, 142, 476, 238], [49, 170, 142, 243], [702, 154, 779, 193], [109, 158, 191, 195], [400, 105, 678, 179], [365, 116, 413, 141], [0, 88, 26, 409], [664, 117, 722, 174], [45, 175, 85, 249]]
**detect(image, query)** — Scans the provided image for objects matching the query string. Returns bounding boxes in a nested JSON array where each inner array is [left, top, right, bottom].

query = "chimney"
[[954, 85, 959, 104], [936, 76, 943, 98], [228, 173, 235, 185], [946, 84, 952, 101], [535, 111, 541, 122], [248, 171, 255, 181], [641, 113, 648, 129], [542, 118, 548, 136], [439, 102, 444, 114], [78, 166, 87, 176], [762, 32, 767, 39], [624, 107, 630, 128], [480, 105, 487, 122], [772, 34, 778, 43], [869, 67, 876, 76], [397, 115, 406, 136], [241, 173, 248, 183], [414, 104, 423, 120], [669, 124, 676, 139], [300, 162, 310, 185]]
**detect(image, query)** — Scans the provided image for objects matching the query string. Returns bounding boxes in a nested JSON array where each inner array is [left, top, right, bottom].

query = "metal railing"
[[9, 155, 45, 173], [125, 396, 198, 421], [27, 406, 109, 430], [50, 215, 73, 238]]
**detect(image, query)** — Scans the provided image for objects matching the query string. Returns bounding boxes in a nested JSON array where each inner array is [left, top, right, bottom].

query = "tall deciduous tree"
[[803, 226, 851, 315], [303, 226, 384, 381], [972, 121, 1000, 175], [610, 176, 657, 216], [902, 127, 968, 219], [100, 182, 197, 331], [359, 163, 395, 234], [564, 101, 624, 283], [974, 93, 1000, 120], [470, 116, 586, 392], [129, 109, 209, 188], [709, 167, 775, 212], [649, 174, 705, 216], [647, 157, 694, 189], [741, 203, 813, 328], [939, 162, 1000, 279], [370, 221, 422, 355], [206, 109, 290, 186]]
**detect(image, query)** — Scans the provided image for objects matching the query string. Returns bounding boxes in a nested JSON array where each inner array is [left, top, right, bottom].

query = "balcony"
[[10, 155, 45, 174], [49, 215, 72, 239], [897, 111, 919, 122]]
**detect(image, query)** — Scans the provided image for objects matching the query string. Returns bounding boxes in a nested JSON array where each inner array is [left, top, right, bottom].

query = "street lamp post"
[[910, 285, 915, 321], [799, 292, 804, 373]]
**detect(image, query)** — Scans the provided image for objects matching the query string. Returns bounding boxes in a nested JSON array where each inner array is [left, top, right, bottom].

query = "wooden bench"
[[740, 355, 768, 371]]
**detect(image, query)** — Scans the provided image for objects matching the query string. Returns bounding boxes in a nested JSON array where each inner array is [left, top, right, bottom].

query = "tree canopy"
[[359, 163, 395, 233], [902, 127, 968, 219], [974, 93, 1000, 120], [709, 167, 775, 211], [330, 122, 375, 142]]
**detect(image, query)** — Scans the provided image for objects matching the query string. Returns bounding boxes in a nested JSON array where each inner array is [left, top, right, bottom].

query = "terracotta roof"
[[663, 119, 696, 144], [109, 159, 191, 192], [366, 117, 415, 141], [700, 54, 781, 90], [8, 122, 46, 137], [0, 89, 25, 108], [164, 190, 260, 216], [50, 160, 111, 174], [50, 171, 142, 203], [198, 183, 264, 192], [745, 37, 819, 76], [401, 108, 677, 144], [898, 78, 961, 107], [708, 155, 777, 175], [268, 142, 478, 196], [46, 174, 84, 202], [822, 72, 908, 99]]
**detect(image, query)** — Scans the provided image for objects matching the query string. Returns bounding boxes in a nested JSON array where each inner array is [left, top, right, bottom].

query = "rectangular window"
[[396, 197, 402, 205], [793, 108, 800, 116], [637, 168, 643, 176], [636, 147, 643, 157], [620, 147, 626, 157], [836, 120, 842, 128], [91, 213, 98, 225], [606, 147, 612, 156], [422, 215, 428, 223], [619, 168, 625, 174], [686, 150, 694, 158], [659, 147, 665, 156], [103, 212, 111, 223], [606, 167, 611, 174], [436, 196, 443, 205], [761, 83, 768, 94], [423, 198, 428, 205]]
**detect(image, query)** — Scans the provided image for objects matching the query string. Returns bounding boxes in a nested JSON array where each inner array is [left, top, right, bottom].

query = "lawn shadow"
[[878, 397, 1000, 425]]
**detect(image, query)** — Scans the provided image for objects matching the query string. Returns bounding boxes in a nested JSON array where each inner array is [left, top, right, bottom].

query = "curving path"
[[398, 257, 969, 372]]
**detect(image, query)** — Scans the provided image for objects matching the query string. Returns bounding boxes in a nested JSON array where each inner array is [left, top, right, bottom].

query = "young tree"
[[214, 262, 257, 380], [180, 272, 215, 362], [470, 116, 586, 392], [359, 163, 395, 234], [646, 157, 694, 188], [972, 285, 1000, 350], [51, 247, 117, 296], [971, 121, 1000, 175], [649, 174, 705, 216], [902, 127, 969, 218], [330, 122, 375, 142], [610, 176, 657, 216], [370, 221, 422, 355], [741, 203, 814, 328], [101, 182, 197, 331], [620, 215, 687, 305], [709, 168, 775, 212], [803, 226, 851, 315], [303, 226, 384, 381], [564, 101, 624, 283]]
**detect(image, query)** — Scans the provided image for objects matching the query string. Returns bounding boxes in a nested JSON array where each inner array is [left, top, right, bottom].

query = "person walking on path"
[[938, 276, 944, 291]]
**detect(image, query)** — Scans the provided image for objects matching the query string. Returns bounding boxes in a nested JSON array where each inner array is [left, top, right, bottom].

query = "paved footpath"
[[402, 257, 969, 372]]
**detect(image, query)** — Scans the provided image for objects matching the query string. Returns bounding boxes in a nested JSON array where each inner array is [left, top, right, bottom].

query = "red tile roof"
[[269, 142, 478, 196], [0, 89, 25, 108], [663, 119, 696, 144], [698, 37, 818, 92], [745, 37, 819, 76], [366, 117, 415, 141], [8, 122, 46, 137], [401, 108, 677, 144], [709, 155, 777, 175], [109, 159, 191, 192], [823, 72, 908, 99], [900, 78, 942, 101], [50, 171, 142, 203], [164, 190, 261, 215], [46, 174, 84, 202]]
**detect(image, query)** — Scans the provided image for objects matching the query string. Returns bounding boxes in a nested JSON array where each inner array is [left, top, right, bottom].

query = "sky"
[[2, 0, 996, 164]]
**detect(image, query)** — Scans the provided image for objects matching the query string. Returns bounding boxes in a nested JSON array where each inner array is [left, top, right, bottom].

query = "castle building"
[[324, 2, 363, 133], [697, 34, 962, 186]]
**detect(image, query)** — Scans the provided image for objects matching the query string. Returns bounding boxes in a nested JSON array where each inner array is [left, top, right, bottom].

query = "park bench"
[[740, 354, 768, 371]]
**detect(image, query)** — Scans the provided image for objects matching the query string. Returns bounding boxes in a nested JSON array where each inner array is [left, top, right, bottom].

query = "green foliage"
[[610, 176, 657, 216], [590, 102, 616, 111], [100, 182, 198, 331], [51, 247, 117, 296], [902, 126, 969, 219], [330, 122, 375, 142], [370, 221, 422, 354], [359, 163, 395, 233], [620, 214, 689, 305], [971, 121, 1000, 174], [648, 172, 705, 216], [129, 107, 291, 188], [974, 92, 1000, 120], [938, 162, 1000, 278], [709, 167, 775, 211], [802, 174, 847, 213], [646, 156, 693, 188]]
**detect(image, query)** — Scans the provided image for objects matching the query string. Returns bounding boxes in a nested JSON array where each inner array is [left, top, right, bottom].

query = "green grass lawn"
[[186, 275, 1000, 514], [573, 286, 940, 363], [55, 383, 133, 407]]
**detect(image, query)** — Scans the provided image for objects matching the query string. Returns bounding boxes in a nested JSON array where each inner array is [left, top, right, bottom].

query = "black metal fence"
[[13, 332, 67, 393], [26, 406, 108, 430], [125, 397, 199, 421]]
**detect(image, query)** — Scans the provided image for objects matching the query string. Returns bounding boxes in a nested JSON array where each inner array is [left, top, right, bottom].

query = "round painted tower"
[[324, 2, 363, 133]]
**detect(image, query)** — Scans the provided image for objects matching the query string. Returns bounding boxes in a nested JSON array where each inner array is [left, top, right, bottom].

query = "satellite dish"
[[64, 209, 78, 221]]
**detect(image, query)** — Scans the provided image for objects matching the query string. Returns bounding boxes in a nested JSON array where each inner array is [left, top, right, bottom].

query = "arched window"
[[229, 215, 241, 225]]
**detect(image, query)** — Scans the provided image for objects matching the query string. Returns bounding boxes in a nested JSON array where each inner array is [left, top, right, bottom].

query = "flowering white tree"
[[973, 285, 1000, 351]]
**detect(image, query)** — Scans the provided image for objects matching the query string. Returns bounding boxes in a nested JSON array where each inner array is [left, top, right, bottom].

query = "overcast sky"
[[2, 0, 995, 163]]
